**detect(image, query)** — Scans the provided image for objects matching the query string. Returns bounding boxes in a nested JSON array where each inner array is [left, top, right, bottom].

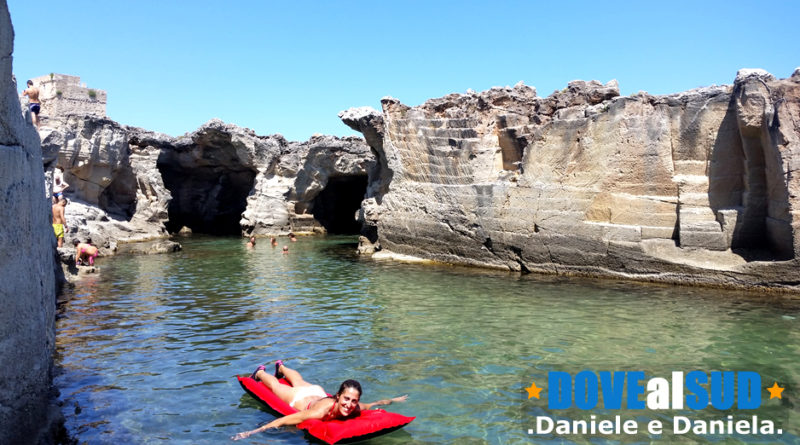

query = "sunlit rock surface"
[[0, 1, 59, 442], [40, 116, 174, 254], [42, 116, 375, 245], [343, 71, 800, 291]]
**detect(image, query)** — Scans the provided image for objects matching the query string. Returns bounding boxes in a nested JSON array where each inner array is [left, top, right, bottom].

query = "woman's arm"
[[360, 394, 408, 410], [232, 400, 331, 440], [231, 411, 310, 440]]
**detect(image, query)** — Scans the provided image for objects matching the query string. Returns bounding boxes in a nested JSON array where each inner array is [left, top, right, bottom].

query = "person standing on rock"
[[52, 167, 69, 199], [22, 80, 41, 129], [52, 198, 67, 247]]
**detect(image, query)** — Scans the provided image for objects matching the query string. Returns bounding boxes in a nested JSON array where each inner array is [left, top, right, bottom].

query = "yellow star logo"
[[526, 381, 543, 399], [767, 382, 785, 399]]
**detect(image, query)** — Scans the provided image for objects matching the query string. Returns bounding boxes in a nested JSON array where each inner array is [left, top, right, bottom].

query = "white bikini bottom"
[[290, 384, 327, 408]]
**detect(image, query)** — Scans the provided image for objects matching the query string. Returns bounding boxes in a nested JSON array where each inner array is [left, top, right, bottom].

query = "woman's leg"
[[254, 369, 296, 404], [278, 363, 311, 387]]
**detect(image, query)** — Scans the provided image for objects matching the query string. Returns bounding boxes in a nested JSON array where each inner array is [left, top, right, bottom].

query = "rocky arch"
[[308, 175, 369, 234], [160, 164, 257, 235], [156, 124, 261, 236]]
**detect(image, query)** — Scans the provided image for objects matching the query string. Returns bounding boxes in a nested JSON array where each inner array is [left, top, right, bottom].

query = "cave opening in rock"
[[734, 136, 794, 261], [311, 175, 368, 234], [708, 105, 794, 261], [161, 166, 256, 236]]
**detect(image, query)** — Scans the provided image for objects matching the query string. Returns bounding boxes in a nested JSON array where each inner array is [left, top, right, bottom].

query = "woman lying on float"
[[233, 360, 409, 441]]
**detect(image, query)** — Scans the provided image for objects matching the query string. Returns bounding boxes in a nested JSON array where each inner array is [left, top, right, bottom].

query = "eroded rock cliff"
[[343, 70, 800, 291], [0, 2, 60, 442], [159, 119, 375, 237], [41, 116, 173, 250], [42, 115, 374, 250]]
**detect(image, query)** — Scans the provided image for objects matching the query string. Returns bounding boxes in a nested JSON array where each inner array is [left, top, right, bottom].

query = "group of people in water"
[[233, 360, 407, 440], [246, 232, 296, 254]]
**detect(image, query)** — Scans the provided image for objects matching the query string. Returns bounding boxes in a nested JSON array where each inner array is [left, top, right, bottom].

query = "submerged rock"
[[116, 239, 182, 255]]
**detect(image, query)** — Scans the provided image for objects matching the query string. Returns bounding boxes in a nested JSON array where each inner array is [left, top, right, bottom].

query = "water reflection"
[[55, 236, 800, 444]]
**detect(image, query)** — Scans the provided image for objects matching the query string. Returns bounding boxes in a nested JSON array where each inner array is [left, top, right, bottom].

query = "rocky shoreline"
[[3, 0, 800, 438], [39, 115, 375, 283], [32, 67, 800, 294], [343, 69, 800, 293]]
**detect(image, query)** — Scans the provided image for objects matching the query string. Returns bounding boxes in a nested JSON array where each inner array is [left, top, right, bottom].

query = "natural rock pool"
[[55, 236, 799, 444]]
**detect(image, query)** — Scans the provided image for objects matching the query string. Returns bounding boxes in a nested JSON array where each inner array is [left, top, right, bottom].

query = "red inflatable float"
[[237, 375, 415, 444]]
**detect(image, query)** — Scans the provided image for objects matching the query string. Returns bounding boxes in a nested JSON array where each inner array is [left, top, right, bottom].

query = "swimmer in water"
[[232, 361, 407, 440]]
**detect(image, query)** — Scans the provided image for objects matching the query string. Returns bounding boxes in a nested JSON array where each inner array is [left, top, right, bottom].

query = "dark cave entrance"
[[311, 175, 368, 234], [708, 103, 794, 261], [161, 166, 256, 236]]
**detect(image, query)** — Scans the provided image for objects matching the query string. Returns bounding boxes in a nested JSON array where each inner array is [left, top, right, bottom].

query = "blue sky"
[[8, 0, 799, 141]]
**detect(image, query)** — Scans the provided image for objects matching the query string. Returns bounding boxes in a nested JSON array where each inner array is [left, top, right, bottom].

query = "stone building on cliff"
[[20, 73, 106, 121]]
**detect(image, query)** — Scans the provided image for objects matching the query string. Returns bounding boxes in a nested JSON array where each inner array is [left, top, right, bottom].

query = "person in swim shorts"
[[72, 239, 99, 266], [52, 166, 69, 199], [22, 80, 41, 129], [52, 198, 67, 247], [232, 361, 408, 440]]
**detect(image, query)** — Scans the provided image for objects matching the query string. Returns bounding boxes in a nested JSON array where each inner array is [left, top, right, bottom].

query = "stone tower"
[[21, 73, 106, 119]]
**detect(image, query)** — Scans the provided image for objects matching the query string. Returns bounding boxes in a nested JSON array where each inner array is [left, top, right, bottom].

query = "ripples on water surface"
[[55, 236, 800, 444]]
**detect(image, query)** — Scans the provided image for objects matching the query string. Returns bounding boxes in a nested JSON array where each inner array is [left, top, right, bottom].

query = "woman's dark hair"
[[336, 379, 362, 398]]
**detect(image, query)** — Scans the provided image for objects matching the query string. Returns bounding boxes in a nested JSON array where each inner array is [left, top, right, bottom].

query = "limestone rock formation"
[[286, 134, 378, 234], [157, 119, 375, 236], [0, 1, 60, 442], [342, 72, 800, 291], [40, 116, 175, 258], [41, 114, 375, 248]]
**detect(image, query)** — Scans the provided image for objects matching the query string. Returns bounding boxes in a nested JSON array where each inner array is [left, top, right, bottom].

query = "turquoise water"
[[55, 236, 800, 444]]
